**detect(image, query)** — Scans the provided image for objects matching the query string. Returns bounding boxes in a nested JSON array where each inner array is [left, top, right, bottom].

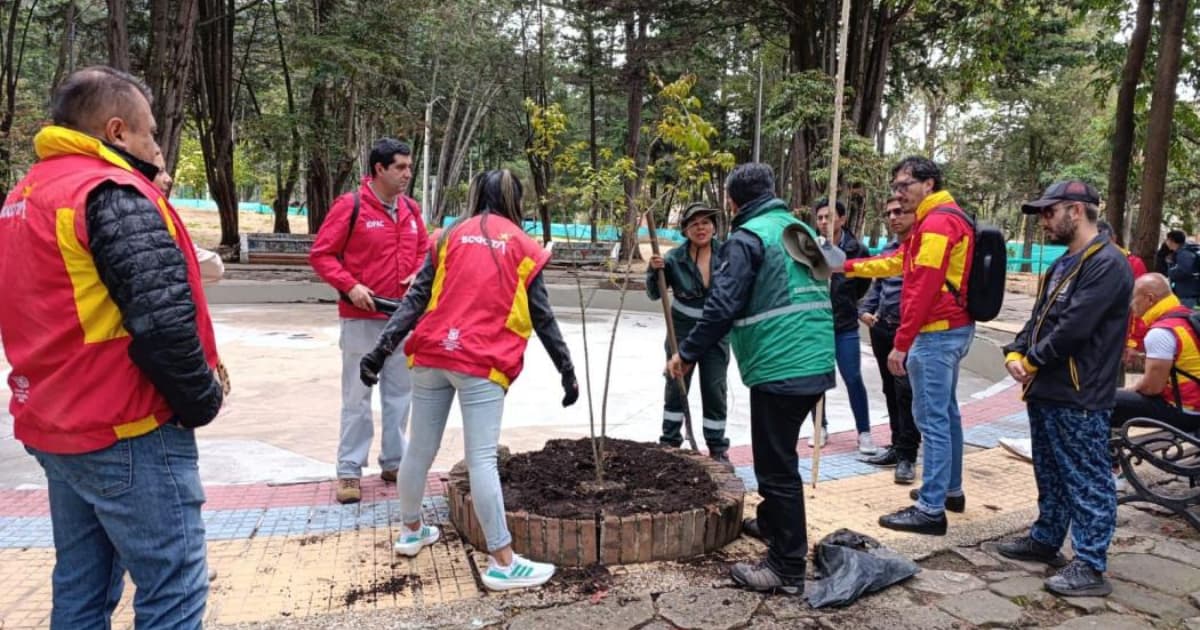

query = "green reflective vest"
[[729, 200, 835, 387]]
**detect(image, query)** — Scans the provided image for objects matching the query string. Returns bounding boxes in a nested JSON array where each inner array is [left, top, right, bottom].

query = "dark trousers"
[[750, 387, 821, 579], [1110, 389, 1200, 433], [868, 322, 921, 461], [661, 322, 730, 453]]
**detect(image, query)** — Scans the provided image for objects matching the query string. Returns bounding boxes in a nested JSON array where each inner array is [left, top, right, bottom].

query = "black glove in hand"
[[561, 370, 579, 407], [360, 348, 387, 387]]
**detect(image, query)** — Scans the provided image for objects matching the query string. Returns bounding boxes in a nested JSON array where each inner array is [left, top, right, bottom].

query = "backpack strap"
[[340, 191, 361, 257]]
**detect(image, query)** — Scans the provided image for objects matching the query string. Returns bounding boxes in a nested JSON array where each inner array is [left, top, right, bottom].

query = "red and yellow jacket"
[[403, 214, 551, 389], [1143, 295, 1200, 412], [845, 191, 974, 352], [0, 126, 220, 454]]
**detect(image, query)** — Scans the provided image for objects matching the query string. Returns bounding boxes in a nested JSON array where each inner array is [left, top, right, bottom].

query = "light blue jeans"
[[396, 367, 511, 552], [908, 324, 975, 516], [338, 318, 412, 477], [27, 425, 208, 629]]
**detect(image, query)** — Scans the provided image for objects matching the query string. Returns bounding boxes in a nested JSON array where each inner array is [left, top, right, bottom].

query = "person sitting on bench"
[[1112, 273, 1200, 433]]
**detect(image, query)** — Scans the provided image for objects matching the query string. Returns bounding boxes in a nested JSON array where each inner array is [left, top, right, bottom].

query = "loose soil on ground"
[[500, 438, 720, 518]]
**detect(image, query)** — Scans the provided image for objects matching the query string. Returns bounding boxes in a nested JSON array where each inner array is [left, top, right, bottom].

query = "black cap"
[[680, 203, 718, 229], [1021, 180, 1100, 214]]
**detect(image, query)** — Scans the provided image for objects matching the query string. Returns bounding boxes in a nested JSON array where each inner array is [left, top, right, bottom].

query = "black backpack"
[[933, 208, 1007, 322]]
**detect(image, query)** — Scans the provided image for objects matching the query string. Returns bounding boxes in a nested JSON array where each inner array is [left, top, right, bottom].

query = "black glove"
[[360, 348, 387, 387], [561, 370, 579, 407]]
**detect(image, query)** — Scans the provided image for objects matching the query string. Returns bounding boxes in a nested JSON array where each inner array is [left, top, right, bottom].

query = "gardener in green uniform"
[[667, 163, 835, 595], [647, 202, 731, 462]]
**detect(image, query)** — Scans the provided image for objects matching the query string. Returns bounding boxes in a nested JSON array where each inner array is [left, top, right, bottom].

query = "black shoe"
[[996, 535, 1068, 567], [1044, 559, 1112, 597], [894, 459, 916, 485], [730, 560, 804, 595], [879, 506, 947, 536], [742, 518, 764, 541], [864, 446, 898, 467], [710, 451, 734, 470], [909, 488, 965, 513]]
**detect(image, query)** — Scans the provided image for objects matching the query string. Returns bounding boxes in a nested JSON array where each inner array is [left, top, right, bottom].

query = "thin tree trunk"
[[1106, 0, 1155, 245], [145, 0, 199, 173], [105, 0, 129, 70], [268, 0, 296, 233], [194, 0, 238, 247], [620, 14, 646, 260], [1133, 0, 1189, 264], [0, 0, 34, 190]]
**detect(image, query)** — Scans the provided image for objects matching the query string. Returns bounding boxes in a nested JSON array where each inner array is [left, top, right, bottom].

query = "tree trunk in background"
[[193, 0, 238, 247], [0, 0, 31, 191], [1106, 0, 1154, 246], [268, 0, 295, 233], [52, 0, 77, 88], [105, 0, 129, 70], [144, 0, 199, 173], [620, 14, 646, 260], [1133, 0, 1188, 264]]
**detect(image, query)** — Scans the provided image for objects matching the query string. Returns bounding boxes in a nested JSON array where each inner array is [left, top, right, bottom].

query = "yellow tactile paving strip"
[[0, 448, 1040, 627]]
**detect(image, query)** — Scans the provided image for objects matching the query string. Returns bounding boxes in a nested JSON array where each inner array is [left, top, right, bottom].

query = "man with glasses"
[[860, 196, 921, 484], [842, 156, 975, 535], [995, 180, 1132, 597]]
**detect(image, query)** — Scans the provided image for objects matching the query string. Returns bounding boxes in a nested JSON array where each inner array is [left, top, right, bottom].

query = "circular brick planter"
[[446, 448, 746, 566]]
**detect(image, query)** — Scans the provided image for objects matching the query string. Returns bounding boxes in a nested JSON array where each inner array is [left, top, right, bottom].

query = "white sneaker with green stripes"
[[480, 554, 556, 591], [393, 523, 440, 556]]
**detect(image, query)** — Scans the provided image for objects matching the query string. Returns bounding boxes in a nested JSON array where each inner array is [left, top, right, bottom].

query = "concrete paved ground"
[[1, 302, 996, 488]]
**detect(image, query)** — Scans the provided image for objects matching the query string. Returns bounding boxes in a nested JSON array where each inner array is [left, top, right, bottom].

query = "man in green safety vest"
[[667, 162, 835, 596]]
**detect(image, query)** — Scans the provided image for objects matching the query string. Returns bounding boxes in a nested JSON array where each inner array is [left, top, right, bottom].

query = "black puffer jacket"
[[830, 229, 871, 333], [86, 168, 223, 428]]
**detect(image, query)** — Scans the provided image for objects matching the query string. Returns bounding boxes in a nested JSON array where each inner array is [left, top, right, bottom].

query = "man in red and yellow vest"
[[842, 156, 976, 536], [1112, 273, 1200, 432], [0, 67, 222, 628], [309, 137, 429, 504]]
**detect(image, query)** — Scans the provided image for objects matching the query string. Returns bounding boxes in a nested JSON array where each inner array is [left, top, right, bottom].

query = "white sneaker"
[[480, 554, 556, 591], [393, 523, 440, 556], [808, 426, 828, 448], [858, 432, 878, 455], [998, 437, 1033, 463]]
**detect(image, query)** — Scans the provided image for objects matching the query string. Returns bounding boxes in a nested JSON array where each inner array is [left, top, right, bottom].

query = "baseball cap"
[[1021, 180, 1100, 214]]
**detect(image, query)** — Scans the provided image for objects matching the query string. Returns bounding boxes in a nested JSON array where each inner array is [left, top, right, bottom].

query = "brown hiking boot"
[[336, 478, 361, 504], [380, 469, 398, 483]]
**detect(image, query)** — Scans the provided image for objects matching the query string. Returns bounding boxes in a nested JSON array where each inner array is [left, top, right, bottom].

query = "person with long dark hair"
[[359, 169, 579, 591]]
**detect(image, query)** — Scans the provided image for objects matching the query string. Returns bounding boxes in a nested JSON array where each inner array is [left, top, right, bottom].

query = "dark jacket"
[[87, 161, 223, 426], [859, 239, 903, 328], [646, 238, 723, 327], [1002, 235, 1132, 411], [830, 228, 870, 333], [1169, 243, 1200, 298], [678, 195, 835, 396], [376, 251, 573, 375]]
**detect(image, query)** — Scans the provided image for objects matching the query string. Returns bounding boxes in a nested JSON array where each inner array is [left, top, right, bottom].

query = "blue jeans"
[[1028, 403, 1116, 571], [835, 330, 871, 434], [396, 367, 512, 552], [26, 425, 208, 629], [907, 325, 974, 516]]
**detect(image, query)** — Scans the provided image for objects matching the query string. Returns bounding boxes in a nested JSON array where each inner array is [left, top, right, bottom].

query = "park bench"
[[1113, 417, 1200, 532], [238, 232, 316, 264], [545, 240, 620, 267]]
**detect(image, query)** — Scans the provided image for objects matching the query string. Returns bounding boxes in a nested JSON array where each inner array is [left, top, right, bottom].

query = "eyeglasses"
[[889, 179, 920, 192], [886, 209, 914, 217]]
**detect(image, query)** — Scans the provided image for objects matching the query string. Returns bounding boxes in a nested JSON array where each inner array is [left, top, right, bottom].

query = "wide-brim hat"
[[781, 223, 846, 281], [679, 202, 719, 230]]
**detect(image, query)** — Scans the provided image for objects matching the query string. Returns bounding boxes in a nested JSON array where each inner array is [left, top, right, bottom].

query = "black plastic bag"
[[805, 528, 919, 608]]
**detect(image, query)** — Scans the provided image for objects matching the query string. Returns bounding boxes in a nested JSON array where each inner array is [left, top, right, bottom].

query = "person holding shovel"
[[667, 162, 835, 595], [647, 203, 731, 463], [359, 169, 579, 592]]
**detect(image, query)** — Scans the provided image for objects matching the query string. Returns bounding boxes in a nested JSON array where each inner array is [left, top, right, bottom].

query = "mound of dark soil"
[[499, 438, 720, 519]]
